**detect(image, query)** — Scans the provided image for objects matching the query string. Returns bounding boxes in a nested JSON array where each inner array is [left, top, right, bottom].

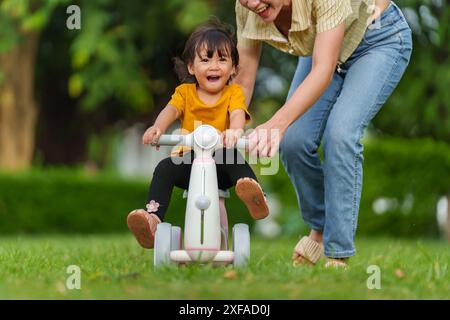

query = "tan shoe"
[[127, 209, 161, 249], [292, 236, 324, 266], [235, 178, 269, 220]]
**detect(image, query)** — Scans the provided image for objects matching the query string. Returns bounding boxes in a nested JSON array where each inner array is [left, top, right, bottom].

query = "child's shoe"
[[235, 177, 269, 220], [127, 209, 161, 248]]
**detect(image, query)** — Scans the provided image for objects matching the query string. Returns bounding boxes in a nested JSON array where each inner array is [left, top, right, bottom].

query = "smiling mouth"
[[255, 5, 269, 14], [207, 76, 220, 82]]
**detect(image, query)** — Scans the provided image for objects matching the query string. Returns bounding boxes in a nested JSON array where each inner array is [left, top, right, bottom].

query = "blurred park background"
[[0, 0, 449, 242]]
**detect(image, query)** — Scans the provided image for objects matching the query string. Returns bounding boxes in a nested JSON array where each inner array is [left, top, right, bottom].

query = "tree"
[[0, 0, 68, 170]]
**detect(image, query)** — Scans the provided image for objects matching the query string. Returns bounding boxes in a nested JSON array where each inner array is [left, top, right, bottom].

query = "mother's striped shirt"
[[236, 0, 377, 64]]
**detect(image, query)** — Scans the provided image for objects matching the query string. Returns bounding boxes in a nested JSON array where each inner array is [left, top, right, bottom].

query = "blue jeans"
[[280, 2, 412, 258]]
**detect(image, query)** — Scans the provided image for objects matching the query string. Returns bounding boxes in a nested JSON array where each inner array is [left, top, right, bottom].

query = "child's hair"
[[174, 19, 239, 84]]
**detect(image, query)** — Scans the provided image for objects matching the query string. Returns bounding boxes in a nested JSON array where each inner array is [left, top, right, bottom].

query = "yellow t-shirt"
[[167, 83, 251, 133], [166, 83, 251, 155]]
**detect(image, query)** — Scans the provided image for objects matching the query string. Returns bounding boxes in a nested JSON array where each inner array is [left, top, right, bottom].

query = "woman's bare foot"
[[235, 177, 269, 220], [325, 257, 349, 269]]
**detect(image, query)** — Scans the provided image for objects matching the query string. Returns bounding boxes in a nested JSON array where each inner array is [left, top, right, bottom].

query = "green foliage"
[[67, 1, 148, 110], [373, 0, 450, 142], [0, 13, 20, 53], [358, 137, 450, 237], [68, 0, 215, 111], [0, 0, 68, 34], [168, 0, 212, 33], [0, 168, 254, 234]]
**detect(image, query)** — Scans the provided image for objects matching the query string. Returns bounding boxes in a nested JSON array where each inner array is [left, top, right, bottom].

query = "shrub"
[[0, 168, 253, 234], [359, 138, 450, 237]]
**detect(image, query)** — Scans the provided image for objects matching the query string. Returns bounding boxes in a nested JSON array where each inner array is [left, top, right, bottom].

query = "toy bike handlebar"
[[151, 125, 249, 150], [153, 134, 248, 150], [155, 134, 186, 146]]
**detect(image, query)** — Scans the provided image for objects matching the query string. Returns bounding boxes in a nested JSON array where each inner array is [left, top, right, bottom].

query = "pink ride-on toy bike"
[[152, 125, 250, 269]]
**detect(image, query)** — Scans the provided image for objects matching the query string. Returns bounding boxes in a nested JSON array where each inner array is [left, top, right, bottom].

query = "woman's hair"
[[173, 19, 239, 84]]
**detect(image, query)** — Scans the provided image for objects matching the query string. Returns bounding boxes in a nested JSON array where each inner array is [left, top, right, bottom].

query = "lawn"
[[0, 235, 448, 299]]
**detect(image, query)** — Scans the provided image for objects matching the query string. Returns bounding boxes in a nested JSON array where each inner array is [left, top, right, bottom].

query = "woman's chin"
[[261, 17, 275, 23], [259, 14, 273, 23]]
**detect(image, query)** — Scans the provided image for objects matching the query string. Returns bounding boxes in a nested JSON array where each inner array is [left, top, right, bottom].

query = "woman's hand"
[[221, 128, 244, 148], [247, 115, 288, 157], [142, 126, 163, 149]]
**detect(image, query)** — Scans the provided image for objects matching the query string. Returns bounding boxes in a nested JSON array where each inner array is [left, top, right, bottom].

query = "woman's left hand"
[[247, 116, 288, 157]]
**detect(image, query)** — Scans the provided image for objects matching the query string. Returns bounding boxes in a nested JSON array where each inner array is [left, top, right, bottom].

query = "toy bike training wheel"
[[232, 223, 250, 268], [154, 222, 172, 269], [171, 226, 182, 251]]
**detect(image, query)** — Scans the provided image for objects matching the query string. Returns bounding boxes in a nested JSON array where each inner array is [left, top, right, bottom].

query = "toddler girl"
[[127, 21, 268, 249]]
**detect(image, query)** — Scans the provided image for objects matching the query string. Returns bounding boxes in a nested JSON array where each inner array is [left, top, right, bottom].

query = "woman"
[[233, 0, 412, 267]]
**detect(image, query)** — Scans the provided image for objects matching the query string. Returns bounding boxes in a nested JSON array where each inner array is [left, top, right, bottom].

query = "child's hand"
[[221, 128, 244, 148], [143, 126, 163, 148]]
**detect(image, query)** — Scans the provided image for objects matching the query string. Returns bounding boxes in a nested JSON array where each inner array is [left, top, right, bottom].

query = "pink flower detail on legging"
[[146, 200, 160, 213]]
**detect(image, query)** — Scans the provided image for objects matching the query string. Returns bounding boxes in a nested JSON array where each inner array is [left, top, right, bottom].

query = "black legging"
[[147, 148, 257, 221]]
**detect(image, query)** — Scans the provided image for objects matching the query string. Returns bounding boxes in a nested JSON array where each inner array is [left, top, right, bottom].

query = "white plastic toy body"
[[152, 125, 250, 268]]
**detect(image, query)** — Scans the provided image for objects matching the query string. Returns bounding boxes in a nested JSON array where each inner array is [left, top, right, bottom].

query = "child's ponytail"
[[173, 57, 196, 84]]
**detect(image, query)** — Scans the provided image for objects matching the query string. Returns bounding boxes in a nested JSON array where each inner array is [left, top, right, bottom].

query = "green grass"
[[0, 235, 448, 299]]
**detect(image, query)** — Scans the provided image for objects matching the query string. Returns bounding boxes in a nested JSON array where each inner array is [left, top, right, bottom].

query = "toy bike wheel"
[[232, 223, 250, 268], [154, 222, 172, 269], [171, 226, 182, 251]]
